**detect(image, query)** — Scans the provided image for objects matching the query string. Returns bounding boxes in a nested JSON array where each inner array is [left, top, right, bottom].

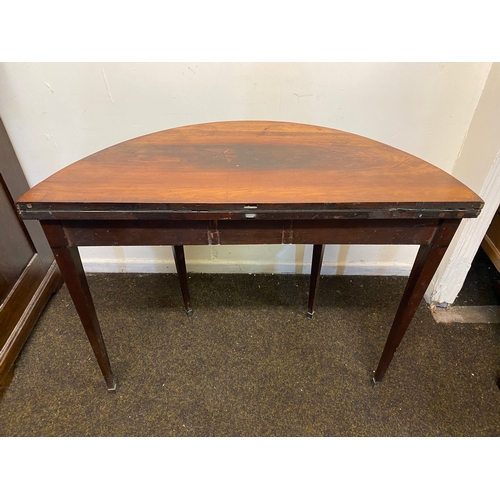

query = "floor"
[[0, 248, 499, 436]]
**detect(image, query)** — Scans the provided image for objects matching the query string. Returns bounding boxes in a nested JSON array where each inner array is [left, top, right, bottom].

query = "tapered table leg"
[[173, 245, 192, 316], [372, 220, 458, 385], [307, 244, 325, 318], [51, 245, 116, 391]]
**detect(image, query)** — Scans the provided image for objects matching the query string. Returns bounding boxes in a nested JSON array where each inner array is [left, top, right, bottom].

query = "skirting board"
[[81, 258, 413, 276]]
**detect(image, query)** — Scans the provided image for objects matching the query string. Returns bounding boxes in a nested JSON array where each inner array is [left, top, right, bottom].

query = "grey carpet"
[[0, 250, 499, 436]]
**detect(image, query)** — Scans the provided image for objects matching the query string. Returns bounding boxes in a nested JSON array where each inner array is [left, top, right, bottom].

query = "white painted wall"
[[0, 62, 491, 275], [426, 62, 500, 305]]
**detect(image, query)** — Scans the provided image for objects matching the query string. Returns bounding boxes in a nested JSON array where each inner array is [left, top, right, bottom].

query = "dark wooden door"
[[0, 118, 61, 398]]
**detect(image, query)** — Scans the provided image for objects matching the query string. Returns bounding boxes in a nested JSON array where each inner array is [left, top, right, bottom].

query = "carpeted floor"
[[0, 249, 499, 436]]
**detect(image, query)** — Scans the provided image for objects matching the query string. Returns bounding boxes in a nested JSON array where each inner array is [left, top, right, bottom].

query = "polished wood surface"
[[17, 121, 482, 219], [15, 121, 483, 391]]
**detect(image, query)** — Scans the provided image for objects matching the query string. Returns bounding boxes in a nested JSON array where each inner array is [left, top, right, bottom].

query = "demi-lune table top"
[[17, 121, 482, 220]]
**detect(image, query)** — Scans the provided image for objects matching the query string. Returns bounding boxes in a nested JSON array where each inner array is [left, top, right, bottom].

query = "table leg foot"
[[186, 307, 193, 317], [106, 378, 117, 392], [371, 372, 381, 388], [306, 311, 314, 319]]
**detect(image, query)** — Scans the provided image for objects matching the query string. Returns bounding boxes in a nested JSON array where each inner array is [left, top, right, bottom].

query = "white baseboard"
[[82, 257, 412, 276]]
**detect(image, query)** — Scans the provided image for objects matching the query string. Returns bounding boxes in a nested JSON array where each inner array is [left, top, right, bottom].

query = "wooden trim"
[[482, 234, 500, 273], [0, 261, 62, 398], [0, 255, 46, 346], [0, 365, 14, 400], [39, 218, 446, 248], [0, 118, 54, 268], [17, 201, 482, 221]]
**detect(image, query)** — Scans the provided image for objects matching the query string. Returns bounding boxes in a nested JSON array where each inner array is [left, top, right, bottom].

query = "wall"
[[426, 62, 500, 305], [0, 62, 491, 275]]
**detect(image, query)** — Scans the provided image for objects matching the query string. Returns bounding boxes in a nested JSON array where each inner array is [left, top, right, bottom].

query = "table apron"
[[42, 219, 447, 247]]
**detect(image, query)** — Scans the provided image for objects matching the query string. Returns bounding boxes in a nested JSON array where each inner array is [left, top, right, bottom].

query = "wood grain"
[[17, 121, 482, 217]]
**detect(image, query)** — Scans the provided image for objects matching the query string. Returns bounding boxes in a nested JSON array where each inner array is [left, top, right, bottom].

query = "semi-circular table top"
[[17, 121, 482, 218]]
